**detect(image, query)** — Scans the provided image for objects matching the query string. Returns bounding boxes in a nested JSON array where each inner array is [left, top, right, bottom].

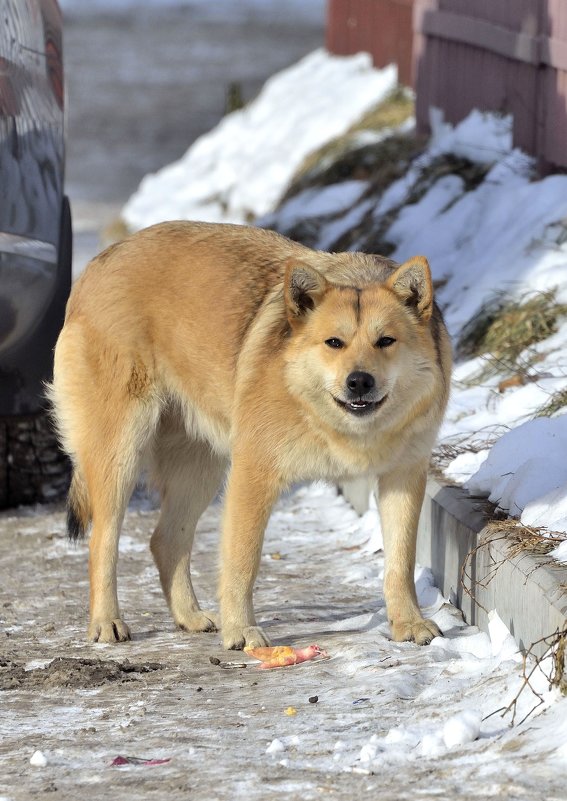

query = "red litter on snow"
[[111, 755, 171, 767]]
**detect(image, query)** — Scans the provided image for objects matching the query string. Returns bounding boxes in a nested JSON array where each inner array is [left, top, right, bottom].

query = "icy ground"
[[1, 483, 566, 799], [123, 51, 567, 555], [30, 48, 566, 797]]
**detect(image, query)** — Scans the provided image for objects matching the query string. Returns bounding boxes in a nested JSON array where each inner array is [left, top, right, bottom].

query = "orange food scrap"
[[284, 707, 297, 716], [244, 644, 328, 669], [498, 374, 526, 393]]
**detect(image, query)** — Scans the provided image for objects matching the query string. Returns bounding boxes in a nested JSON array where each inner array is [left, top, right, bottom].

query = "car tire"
[[0, 197, 72, 509], [0, 414, 71, 507]]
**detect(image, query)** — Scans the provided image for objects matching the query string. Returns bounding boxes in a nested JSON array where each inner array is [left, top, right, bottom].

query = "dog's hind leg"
[[150, 421, 227, 633], [84, 400, 159, 643], [52, 324, 160, 643]]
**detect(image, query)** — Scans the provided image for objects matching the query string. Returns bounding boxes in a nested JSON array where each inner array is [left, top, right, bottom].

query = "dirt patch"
[[0, 657, 164, 691]]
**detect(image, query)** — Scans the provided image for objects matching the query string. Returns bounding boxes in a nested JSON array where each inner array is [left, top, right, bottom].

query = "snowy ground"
[[123, 52, 567, 558], [1, 484, 566, 799], [24, 45, 567, 798]]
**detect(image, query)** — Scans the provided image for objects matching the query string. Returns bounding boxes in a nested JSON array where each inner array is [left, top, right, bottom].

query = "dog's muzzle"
[[333, 395, 387, 416], [333, 371, 387, 416]]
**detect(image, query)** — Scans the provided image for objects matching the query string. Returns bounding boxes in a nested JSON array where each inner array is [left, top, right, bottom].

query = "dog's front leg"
[[219, 453, 281, 650], [378, 462, 441, 646]]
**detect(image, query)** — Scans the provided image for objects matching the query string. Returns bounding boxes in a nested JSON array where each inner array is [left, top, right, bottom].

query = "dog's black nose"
[[346, 371, 375, 396]]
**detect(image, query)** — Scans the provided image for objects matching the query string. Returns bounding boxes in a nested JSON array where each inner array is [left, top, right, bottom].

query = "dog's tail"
[[67, 469, 91, 541]]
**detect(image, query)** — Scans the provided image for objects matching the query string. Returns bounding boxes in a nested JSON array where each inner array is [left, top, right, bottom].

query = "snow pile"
[[121, 53, 567, 553], [264, 107, 567, 553], [381, 112, 567, 553], [465, 417, 567, 520], [358, 709, 482, 762], [122, 50, 397, 229], [428, 106, 513, 163]]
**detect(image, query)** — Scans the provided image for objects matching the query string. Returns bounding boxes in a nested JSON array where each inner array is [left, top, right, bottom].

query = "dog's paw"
[[177, 610, 219, 633], [222, 625, 270, 651], [391, 617, 441, 646], [88, 618, 131, 643]]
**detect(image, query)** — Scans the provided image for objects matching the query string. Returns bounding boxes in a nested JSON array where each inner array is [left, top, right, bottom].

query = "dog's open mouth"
[[333, 396, 387, 416]]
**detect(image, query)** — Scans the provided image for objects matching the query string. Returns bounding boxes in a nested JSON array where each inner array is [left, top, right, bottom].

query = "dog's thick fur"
[[49, 221, 451, 649]]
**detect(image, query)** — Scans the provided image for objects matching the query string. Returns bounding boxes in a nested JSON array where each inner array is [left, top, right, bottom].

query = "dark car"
[[0, 0, 71, 506]]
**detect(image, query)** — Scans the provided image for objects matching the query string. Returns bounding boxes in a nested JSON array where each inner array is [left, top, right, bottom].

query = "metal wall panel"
[[413, 0, 567, 169], [327, 0, 567, 168]]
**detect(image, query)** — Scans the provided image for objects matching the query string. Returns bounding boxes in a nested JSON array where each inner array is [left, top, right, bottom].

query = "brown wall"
[[413, 0, 567, 169], [326, 0, 567, 169], [326, 0, 415, 86]]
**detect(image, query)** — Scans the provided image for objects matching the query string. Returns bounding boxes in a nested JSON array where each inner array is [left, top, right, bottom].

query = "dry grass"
[[486, 626, 567, 724], [325, 150, 490, 255], [102, 217, 131, 246], [535, 387, 567, 418], [225, 81, 244, 114], [431, 425, 508, 474], [486, 518, 567, 557], [284, 131, 422, 203], [283, 88, 420, 201], [350, 86, 414, 133], [460, 519, 566, 622], [406, 154, 489, 206], [460, 519, 567, 722], [457, 290, 567, 383]]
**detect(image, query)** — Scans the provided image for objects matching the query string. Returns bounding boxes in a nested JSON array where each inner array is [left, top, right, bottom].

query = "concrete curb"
[[341, 476, 567, 657]]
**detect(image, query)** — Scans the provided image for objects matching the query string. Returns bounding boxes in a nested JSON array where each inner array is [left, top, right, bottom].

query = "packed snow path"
[[1, 484, 565, 799]]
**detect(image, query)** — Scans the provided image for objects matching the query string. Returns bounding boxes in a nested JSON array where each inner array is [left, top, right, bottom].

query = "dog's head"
[[283, 255, 439, 435]]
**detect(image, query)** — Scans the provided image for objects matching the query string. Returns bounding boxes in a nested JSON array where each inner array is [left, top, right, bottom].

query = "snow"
[[388, 134, 567, 551], [263, 180, 370, 232], [265, 738, 285, 755], [253, 485, 567, 779], [5, 476, 567, 793], [428, 107, 513, 164], [29, 750, 48, 767], [123, 51, 397, 229], [111, 56, 567, 786], [465, 417, 567, 515], [120, 51, 567, 552], [442, 710, 482, 749]]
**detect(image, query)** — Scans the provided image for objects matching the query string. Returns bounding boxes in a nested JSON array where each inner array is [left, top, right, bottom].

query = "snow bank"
[[388, 116, 567, 543], [121, 51, 567, 546], [465, 417, 567, 517], [123, 51, 397, 229], [429, 107, 513, 164], [262, 103, 567, 543]]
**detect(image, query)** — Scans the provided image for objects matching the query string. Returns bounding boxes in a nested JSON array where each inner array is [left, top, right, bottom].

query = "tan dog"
[[49, 221, 451, 649]]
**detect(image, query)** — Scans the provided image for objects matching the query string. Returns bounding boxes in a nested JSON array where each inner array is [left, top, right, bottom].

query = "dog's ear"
[[386, 256, 433, 322], [284, 260, 328, 322]]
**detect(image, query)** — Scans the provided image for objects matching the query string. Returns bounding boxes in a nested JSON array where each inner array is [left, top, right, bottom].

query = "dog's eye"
[[376, 336, 396, 348], [325, 337, 344, 349]]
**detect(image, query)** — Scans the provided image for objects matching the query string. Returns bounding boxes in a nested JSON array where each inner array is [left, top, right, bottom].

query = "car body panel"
[[0, 0, 70, 415]]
